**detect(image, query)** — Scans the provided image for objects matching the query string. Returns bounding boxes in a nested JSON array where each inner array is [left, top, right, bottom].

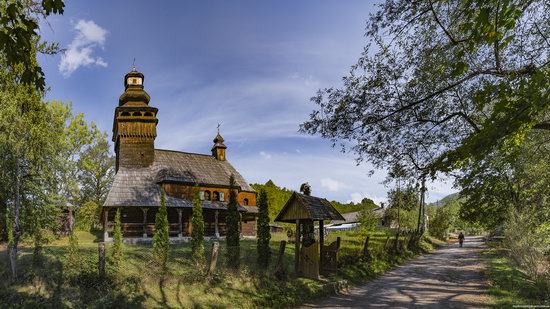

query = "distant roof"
[[330, 207, 385, 225], [275, 192, 345, 223], [104, 149, 254, 209]]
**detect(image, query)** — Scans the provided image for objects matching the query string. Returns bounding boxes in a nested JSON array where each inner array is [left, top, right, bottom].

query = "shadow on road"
[[301, 236, 490, 309]]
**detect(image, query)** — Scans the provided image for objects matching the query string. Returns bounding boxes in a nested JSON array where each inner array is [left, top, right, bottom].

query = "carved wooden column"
[[214, 210, 220, 238], [319, 220, 324, 261], [103, 209, 109, 241], [141, 208, 148, 238], [177, 209, 183, 238], [239, 213, 243, 237], [295, 219, 301, 273], [187, 213, 193, 236]]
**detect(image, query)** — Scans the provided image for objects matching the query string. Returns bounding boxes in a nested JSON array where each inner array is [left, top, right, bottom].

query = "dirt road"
[[300, 236, 491, 308]]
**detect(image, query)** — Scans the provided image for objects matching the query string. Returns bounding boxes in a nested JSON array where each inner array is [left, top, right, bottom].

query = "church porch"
[[102, 206, 254, 242]]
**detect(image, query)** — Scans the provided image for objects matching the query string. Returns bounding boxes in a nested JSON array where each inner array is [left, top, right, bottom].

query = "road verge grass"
[[484, 247, 550, 308]]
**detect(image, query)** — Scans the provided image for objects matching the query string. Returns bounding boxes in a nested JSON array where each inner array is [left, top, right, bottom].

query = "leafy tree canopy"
[[301, 0, 549, 178], [0, 0, 65, 90]]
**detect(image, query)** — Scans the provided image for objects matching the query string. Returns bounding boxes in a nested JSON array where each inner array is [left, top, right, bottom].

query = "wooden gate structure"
[[275, 191, 345, 279]]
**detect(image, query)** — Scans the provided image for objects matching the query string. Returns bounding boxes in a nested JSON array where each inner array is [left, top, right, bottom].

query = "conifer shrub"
[[153, 188, 170, 270], [191, 184, 205, 267], [66, 231, 80, 270], [257, 189, 271, 268], [225, 175, 240, 269], [111, 207, 123, 268]]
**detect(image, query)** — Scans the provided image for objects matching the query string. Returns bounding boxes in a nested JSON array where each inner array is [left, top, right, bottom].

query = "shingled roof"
[[104, 149, 254, 209], [274, 192, 345, 223]]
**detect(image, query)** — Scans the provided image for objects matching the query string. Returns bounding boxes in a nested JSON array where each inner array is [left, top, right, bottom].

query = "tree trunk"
[[9, 161, 21, 279]]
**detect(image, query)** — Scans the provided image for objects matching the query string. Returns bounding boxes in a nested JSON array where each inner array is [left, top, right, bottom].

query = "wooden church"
[[102, 68, 258, 241]]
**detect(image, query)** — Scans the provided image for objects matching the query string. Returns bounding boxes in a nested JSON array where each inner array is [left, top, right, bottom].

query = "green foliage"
[[459, 133, 550, 230], [78, 136, 114, 207], [357, 208, 379, 234], [0, 0, 65, 90], [251, 180, 293, 220], [191, 185, 205, 267], [301, 0, 550, 178], [383, 185, 419, 231], [77, 201, 100, 231], [331, 197, 378, 214], [257, 189, 271, 268], [428, 203, 459, 239], [226, 175, 240, 269], [153, 188, 170, 269], [111, 208, 123, 268]]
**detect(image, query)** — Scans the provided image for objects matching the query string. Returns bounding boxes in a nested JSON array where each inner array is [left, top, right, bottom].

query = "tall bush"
[[153, 188, 170, 269], [226, 175, 240, 269], [358, 208, 379, 235], [505, 206, 550, 282], [257, 189, 271, 267], [191, 185, 205, 267], [66, 231, 80, 269], [111, 207, 123, 268], [77, 201, 99, 231]]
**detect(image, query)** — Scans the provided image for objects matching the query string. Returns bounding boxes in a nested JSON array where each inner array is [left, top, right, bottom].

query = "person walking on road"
[[458, 232, 465, 247]]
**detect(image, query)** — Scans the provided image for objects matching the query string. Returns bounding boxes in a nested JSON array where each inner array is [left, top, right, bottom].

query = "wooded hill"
[[250, 180, 378, 221]]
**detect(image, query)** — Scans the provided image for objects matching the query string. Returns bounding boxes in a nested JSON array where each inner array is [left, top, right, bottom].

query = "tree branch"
[[533, 123, 550, 130], [429, 0, 468, 44]]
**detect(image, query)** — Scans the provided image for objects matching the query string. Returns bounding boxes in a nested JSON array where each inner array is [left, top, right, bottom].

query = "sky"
[[38, 1, 455, 205]]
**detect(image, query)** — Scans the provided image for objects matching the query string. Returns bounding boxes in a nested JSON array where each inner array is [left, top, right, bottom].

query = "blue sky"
[[38, 1, 455, 204]]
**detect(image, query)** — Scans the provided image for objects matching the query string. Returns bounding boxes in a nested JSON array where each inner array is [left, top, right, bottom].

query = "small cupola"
[[119, 68, 150, 106], [211, 130, 227, 161]]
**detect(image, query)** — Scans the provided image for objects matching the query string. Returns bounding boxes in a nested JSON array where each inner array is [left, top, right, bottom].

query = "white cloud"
[[320, 177, 346, 192], [259, 151, 272, 160], [59, 20, 109, 77]]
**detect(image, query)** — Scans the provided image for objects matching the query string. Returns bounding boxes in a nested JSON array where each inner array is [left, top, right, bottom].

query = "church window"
[[213, 191, 220, 201], [243, 198, 249, 206], [219, 192, 225, 202], [204, 190, 211, 201], [121, 112, 130, 116], [199, 191, 205, 200]]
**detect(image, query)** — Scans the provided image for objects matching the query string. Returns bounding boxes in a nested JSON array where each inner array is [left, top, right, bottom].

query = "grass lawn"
[[0, 229, 437, 308], [484, 247, 550, 308]]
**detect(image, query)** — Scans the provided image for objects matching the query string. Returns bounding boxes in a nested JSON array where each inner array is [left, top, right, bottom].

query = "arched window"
[[120, 111, 130, 116], [204, 190, 211, 201], [213, 191, 220, 201], [243, 198, 249, 206]]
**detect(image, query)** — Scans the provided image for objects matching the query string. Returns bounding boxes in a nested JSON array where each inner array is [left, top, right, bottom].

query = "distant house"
[[325, 207, 386, 231], [269, 224, 285, 233]]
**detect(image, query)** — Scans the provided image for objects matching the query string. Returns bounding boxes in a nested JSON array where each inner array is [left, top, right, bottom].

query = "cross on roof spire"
[[132, 57, 136, 71], [217, 123, 221, 134]]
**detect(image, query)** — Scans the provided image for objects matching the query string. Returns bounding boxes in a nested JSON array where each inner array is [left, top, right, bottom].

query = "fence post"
[[393, 232, 400, 252], [363, 235, 370, 257], [274, 240, 287, 280], [208, 241, 220, 276], [98, 242, 106, 277]]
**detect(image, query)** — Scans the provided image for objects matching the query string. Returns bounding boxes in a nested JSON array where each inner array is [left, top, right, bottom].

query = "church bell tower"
[[113, 68, 158, 171]]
